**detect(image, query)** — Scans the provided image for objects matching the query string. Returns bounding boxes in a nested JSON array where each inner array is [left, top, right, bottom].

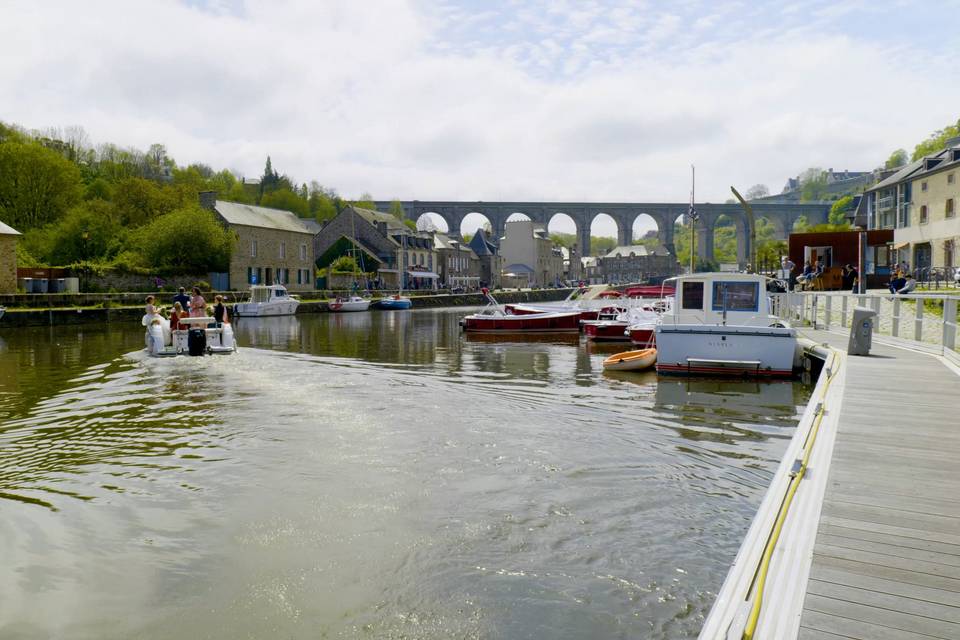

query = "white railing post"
[[892, 297, 901, 338], [841, 294, 849, 328], [915, 297, 924, 342], [943, 298, 957, 351], [824, 295, 832, 328], [871, 295, 881, 315]]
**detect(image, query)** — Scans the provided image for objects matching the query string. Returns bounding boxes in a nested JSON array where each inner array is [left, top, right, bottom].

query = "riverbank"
[[0, 288, 575, 328]]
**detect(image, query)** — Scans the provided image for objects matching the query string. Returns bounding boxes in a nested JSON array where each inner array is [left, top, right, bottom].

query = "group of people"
[[145, 286, 230, 330], [780, 257, 860, 293], [887, 264, 917, 294]]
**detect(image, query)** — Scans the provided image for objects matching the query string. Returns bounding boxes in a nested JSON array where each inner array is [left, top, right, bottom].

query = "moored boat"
[[603, 348, 657, 371], [376, 294, 412, 310], [582, 319, 630, 341], [461, 289, 581, 333], [329, 295, 371, 312], [233, 284, 299, 317], [654, 272, 797, 377]]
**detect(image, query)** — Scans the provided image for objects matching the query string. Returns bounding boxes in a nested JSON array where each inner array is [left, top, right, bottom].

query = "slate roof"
[[603, 244, 670, 258], [503, 263, 535, 274], [215, 201, 314, 234], [867, 159, 924, 192], [468, 230, 498, 256], [0, 220, 22, 236]]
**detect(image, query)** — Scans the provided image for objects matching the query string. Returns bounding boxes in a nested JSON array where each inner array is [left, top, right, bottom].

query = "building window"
[[247, 267, 253, 284], [250, 240, 258, 257], [297, 269, 302, 285], [949, 173, 956, 185], [280, 242, 286, 259], [946, 240, 955, 269], [300, 244, 307, 260], [921, 181, 928, 192], [947, 199, 955, 219], [920, 205, 928, 224]]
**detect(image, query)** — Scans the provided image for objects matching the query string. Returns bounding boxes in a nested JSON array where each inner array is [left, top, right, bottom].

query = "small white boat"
[[233, 284, 299, 317], [144, 315, 236, 357], [328, 295, 371, 312], [603, 348, 657, 371], [655, 272, 797, 377]]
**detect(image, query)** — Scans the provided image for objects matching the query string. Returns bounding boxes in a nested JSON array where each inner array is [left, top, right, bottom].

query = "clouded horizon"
[[2, 0, 958, 236]]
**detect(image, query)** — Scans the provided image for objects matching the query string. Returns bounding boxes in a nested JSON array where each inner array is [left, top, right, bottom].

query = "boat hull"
[[462, 311, 581, 333], [628, 326, 657, 346], [654, 324, 796, 377], [377, 297, 412, 310], [582, 320, 630, 341], [603, 348, 657, 371], [233, 300, 299, 317], [329, 299, 371, 312]]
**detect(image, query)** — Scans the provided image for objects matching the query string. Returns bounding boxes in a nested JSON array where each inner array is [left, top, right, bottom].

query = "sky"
[[2, 0, 959, 237]]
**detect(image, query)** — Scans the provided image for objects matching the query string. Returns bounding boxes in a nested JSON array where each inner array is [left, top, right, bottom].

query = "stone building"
[[0, 220, 21, 293], [598, 245, 679, 284], [313, 205, 439, 290], [200, 192, 316, 292], [861, 136, 960, 272], [499, 220, 564, 287], [432, 232, 481, 289], [467, 229, 502, 288]]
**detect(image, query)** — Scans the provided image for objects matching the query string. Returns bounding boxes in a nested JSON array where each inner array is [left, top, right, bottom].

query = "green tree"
[[112, 177, 180, 226], [133, 206, 232, 274], [0, 141, 83, 229], [799, 168, 828, 201], [590, 237, 617, 256], [912, 118, 960, 160], [353, 192, 376, 209], [84, 177, 114, 201], [260, 188, 310, 217], [745, 184, 770, 200], [330, 255, 358, 273], [40, 199, 124, 265], [828, 195, 855, 225], [885, 148, 908, 169]]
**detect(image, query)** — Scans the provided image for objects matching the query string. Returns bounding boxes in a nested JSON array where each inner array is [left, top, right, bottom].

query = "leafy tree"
[[389, 199, 406, 220], [260, 188, 310, 217], [403, 219, 417, 231], [133, 206, 232, 274], [745, 184, 769, 200], [330, 255, 358, 273], [353, 192, 376, 209], [590, 237, 617, 256], [39, 199, 124, 264], [912, 118, 960, 160], [0, 142, 83, 230], [885, 148, 908, 169], [112, 177, 180, 226], [829, 195, 855, 225], [792, 215, 810, 232], [549, 233, 575, 248], [84, 177, 114, 201], [799, 168, 828, 201]]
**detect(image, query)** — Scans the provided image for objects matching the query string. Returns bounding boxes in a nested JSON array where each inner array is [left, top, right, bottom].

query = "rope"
[[742, 350, 839, 640]]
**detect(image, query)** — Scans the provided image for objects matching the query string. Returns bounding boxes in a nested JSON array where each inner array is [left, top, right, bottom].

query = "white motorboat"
[[654, 272, 797, 378], [144, 315, 236, 357], [328, 295, 370, 312], [233, 284, 299, 317]]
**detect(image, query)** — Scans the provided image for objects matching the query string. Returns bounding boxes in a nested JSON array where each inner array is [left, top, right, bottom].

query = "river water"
[[0, 308, 809, 639]]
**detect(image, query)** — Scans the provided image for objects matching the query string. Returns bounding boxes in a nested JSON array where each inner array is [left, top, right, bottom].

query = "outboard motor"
[[188, 327, 207, 356], [220, 324, 235, 351]]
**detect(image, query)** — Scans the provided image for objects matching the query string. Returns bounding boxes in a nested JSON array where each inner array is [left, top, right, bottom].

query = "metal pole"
[[690, 165, 696, 273], [857, 231, 867, 294]]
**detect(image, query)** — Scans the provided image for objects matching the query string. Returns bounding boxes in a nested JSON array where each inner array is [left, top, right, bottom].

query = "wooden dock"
[[797, 329, 960, 640]]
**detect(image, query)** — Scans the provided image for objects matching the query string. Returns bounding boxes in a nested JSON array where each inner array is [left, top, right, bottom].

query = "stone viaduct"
[[373, 200, 832, 266]]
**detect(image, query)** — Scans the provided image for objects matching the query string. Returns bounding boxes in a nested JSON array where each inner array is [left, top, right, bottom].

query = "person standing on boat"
[[169, 302, 184, 330], [173, 287, 190, 313], [213, 295, 229, 326], [145, 295, 160, 318], [189, 287, 206, 318]]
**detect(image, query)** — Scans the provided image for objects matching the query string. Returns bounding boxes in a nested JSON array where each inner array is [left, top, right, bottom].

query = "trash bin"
[[33, 278, 49, 294], [848, 306, 877, 356], [17, 277, 32, 293], [49, 278, 66, 293], [64, 277, 80, 294]]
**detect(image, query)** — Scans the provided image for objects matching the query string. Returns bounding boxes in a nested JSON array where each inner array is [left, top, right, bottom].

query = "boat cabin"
[[249, 284, 293, 304], [662, 273, 774, 326]]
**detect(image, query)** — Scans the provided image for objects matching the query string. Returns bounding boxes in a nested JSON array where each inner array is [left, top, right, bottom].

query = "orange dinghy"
[[602, 348, 657, 372]]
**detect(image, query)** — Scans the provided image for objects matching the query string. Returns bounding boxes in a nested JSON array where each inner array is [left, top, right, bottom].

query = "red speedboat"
[[462, 289, 582, 333], [583, 319, 630, 341]]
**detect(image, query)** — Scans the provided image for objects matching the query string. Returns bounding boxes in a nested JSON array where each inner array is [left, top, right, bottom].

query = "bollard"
[[848, 306, 877, 356]]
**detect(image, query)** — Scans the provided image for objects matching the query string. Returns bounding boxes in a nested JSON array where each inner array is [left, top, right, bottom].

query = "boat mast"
[[689, 165, 697, 274]]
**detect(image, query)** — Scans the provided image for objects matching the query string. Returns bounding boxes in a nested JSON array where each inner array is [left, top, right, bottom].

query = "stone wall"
[[231, 225, 315, 292], [81, 271, 212, 293], [0, 235, 16, 293]]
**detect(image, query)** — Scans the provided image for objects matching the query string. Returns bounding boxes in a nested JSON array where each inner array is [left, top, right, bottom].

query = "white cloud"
[[1, 0, 958, 239]]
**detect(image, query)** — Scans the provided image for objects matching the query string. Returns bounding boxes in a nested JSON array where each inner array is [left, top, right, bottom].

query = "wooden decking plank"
[[821, 501, 960, 536], [816, 533, 960, 568], [806, 579, 960, 625], [818, 523, 960, 557], [804, 593, 960, 639], [813, 543, 960, 580], [800, 609, 943, 640], [810, 553, 960, 593], [797, 628, 856, 640], [810, 564, 960, 608], [819, 515, 960, 546], [826, 492, 960, 520]]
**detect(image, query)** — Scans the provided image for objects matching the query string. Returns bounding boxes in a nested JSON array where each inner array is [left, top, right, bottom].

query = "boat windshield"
[[711, 281, 760, 312], [251, 287, 271, 303]]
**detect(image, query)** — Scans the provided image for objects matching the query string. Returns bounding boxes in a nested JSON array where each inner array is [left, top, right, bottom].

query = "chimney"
[[199, 191, 218, 211]]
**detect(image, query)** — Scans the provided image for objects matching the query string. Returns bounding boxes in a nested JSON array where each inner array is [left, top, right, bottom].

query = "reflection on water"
[[0, 309, 810, 639]]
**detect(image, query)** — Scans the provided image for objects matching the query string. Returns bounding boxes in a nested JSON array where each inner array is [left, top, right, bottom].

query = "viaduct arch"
[[372, 200, 831, 267]]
